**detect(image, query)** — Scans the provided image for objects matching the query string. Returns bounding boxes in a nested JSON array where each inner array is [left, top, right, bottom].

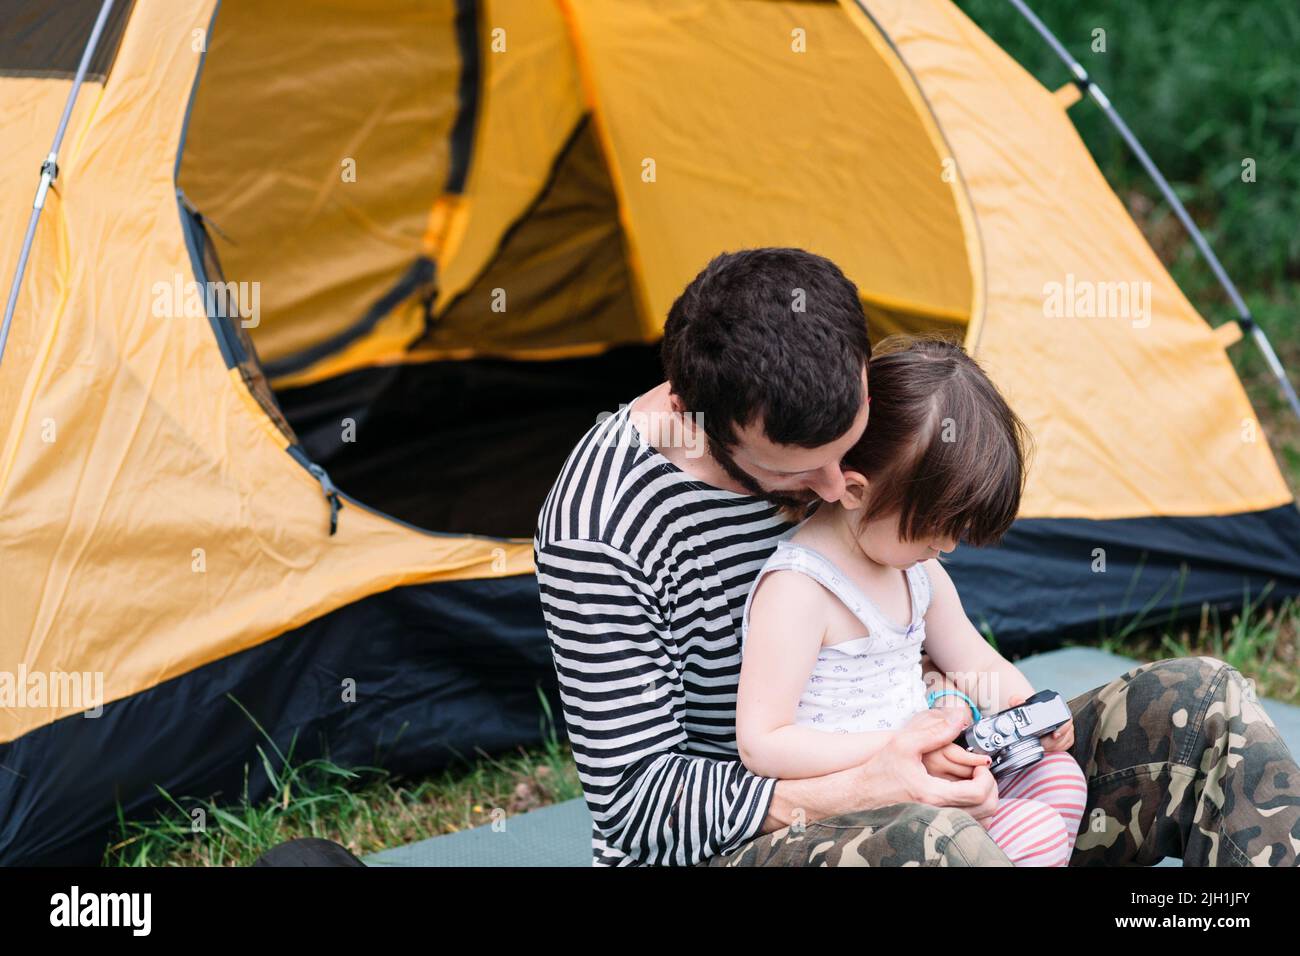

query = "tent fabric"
[[0, 0, 532, 750], [428, 0, 588, 314], [0, 0, 1297, 866], [260, 257, 436, 381], [178, 0, 461, 367], [417, 117, 645, 354], [205, 0, 599, 390], [563, 0, 979, 343], [183, 201, 298, 443]]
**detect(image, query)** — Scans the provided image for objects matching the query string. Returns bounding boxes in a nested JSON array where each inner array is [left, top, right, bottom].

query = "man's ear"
[[840, 469, 870, 511]]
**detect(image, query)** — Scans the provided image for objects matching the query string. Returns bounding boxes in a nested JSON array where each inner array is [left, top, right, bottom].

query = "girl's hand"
[[922, 742, 991, 781], [1007, 693, 1075, 754]]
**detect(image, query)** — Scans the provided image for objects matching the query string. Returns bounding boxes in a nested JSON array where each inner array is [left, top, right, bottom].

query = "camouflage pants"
[[703, 657, 1300, 866]]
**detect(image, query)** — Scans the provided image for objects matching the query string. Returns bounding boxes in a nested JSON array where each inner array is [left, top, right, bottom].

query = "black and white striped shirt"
[[534, 397, 796, 866]]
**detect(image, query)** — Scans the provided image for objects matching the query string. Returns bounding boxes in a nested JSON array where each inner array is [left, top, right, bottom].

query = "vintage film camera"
[[955, 689, 1072, 778]]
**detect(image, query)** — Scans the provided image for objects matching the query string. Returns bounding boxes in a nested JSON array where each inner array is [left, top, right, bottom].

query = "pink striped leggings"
[[980, 752, 1087, 866]]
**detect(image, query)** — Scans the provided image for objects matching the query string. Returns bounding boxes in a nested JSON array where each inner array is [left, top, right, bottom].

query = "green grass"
[[1095, 595, 1300, 705], [1067, 559, 1300, 704], [104, 694, 581, 867]]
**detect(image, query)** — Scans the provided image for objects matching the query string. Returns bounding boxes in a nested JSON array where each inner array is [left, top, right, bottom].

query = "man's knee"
[[1133, 654, 1227, 684], [1082, 654, 1266, 769], [1130, 655, 1262, 721]]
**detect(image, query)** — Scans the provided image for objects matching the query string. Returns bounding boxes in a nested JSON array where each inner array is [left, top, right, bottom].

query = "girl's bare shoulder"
[[751, 564, 832, 607]]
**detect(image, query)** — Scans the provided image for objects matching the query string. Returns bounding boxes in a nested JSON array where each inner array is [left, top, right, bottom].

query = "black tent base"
[[947, 504, 1300, 655], [0, 574, 559, 866]]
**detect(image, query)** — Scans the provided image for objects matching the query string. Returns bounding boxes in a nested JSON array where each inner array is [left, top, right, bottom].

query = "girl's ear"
[[840, 469, 870, 511]]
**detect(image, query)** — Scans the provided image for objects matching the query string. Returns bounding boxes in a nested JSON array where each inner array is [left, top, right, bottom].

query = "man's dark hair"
[[841, 336, 1031, 547], [661, 248, 871, 451]]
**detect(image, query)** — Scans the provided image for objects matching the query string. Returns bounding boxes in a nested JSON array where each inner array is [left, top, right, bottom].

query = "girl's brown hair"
[[840, 336, 1031, 547]]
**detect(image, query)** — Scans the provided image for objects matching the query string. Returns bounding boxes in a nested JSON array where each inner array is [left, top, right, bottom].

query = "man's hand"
[[1007, 693, 1075, 753], [856, 707, 1000, 820], [762, 705, 1001, 835]]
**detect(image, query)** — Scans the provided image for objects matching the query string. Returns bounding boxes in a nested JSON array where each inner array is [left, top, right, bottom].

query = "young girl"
[[736, 337, 1087, 867]]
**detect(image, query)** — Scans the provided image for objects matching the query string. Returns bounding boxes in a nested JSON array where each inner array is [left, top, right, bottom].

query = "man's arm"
[[762, 706, 1002, 832], [535, 536, 776, 865], [762, 765, 885, 833]]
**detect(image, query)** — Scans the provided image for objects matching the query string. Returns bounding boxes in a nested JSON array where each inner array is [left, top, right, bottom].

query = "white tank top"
[[741, 540, 933, 733]]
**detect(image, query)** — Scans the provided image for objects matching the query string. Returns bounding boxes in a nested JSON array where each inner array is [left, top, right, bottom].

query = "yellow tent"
[[1, 0, 1296, 864]]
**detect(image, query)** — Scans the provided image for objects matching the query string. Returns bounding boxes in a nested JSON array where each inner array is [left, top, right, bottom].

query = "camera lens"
[[991, 738, 1044, 778]]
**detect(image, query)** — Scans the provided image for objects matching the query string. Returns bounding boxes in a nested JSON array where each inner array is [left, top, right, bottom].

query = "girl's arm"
[[736, 569, 895, 779], [920, 559, 1034, 715], [921, 653, 974, 712]]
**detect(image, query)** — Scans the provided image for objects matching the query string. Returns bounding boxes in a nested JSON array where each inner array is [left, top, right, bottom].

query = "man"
[[533, 247, 1300, 867]]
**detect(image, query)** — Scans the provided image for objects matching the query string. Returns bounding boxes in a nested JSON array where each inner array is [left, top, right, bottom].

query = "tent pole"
[[0, 0, 117, 371], [1004, 0, 1300, 421]]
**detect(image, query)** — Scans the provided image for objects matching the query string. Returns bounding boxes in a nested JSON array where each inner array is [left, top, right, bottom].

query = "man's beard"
[[709, 434, 821, 513]]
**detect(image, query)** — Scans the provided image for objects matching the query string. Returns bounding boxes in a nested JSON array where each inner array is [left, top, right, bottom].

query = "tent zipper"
[[306, 462, 344, 535], [288, 447, 343, 535]]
